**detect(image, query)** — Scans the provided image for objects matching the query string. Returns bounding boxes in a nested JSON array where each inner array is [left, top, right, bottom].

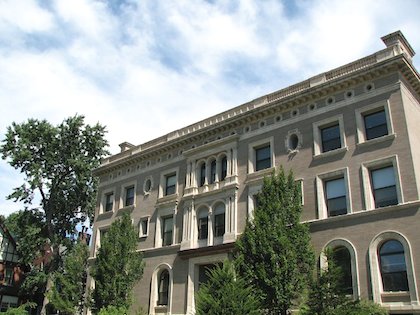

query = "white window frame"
[[316, 167, 351, 219], [313, 114, 347, 157], [149, 263, 173, 315], [143, 176, 154, 195], [296, 178, 304, 205], [248, 137, 274, 174], [247, 184, 262, 221], [120, 181, 137, 209], [355, 100, 395, 146], [94, 226, 110, 256], [139, 216, 150, 238], [369, 231, 418, 305], [100, 188, 115, 214], [155, 206, 176, 248], [159, 167, 179, 198], [361, 155, 403, 210], [321, 239, 360, 300], [186, 253, 227, 314]]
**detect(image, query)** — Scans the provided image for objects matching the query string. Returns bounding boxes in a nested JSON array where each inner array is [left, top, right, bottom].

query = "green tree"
[[1, 115, 108, 310], [91, 213, 145, 312], [301, 248, 386, 315], [195, 260, 262, 315], [236, 167, 314, 315], [301, 248, 348, 315], [47, 241, 89, 315]]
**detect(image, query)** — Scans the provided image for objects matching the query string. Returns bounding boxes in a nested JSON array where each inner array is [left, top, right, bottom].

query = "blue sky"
[[1, 0, 420, 217]]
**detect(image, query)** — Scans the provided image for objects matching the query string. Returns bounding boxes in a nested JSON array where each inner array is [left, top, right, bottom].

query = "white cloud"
[[1, 0, 420, 217]]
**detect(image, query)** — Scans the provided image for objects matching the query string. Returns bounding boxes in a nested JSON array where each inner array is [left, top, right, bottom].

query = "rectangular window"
[[4, 268, 13, 286], [162, 216, 173, 246], [321, 124, 341, 152], [198, 216, 208, 240], [125, 186, 135, 207], [221, 156, 227, 181], [105, 193, 113, 212], [165, 174, 176, 196], [364, 110, 388, 140], [210, 160, 216, 184], [214, 213, 225, 237], [325, 178, 347, 217], [139, 218, 149, 238], [255, 145, 271, 171], [199, 164, 206, 187], [371, 166, 398, 208]]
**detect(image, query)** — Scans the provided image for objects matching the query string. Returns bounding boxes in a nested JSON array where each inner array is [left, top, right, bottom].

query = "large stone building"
[[89, 31, 420, 314]]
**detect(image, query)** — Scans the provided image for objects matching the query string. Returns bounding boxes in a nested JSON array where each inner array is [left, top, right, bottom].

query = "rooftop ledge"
[[101, 31, 415, 166]]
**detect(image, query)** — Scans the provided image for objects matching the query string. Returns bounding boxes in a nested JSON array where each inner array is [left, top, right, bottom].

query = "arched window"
[[199, 163, 206, 187], [209, 160, 217, 184], [158, 270, 169, 306], [379, 240, 409, 292], [213, 203, 225, 237], [197, 209, 208, 240], [332, 246, 353, 295], [220, 156, 227, 181]]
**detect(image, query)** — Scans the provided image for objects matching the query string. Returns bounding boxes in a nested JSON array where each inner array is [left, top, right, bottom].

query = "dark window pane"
[[199, 163, 206, 186], [105, 193, 113, 212], [158, 270, 169, 305], [332, 247, 353, 295], [221, 156, 227, 180], [327, 197, 347, 216], [371, 167, 397, 208], [198, 264, 220, 289], [214, 213, 225, 237], [210, 160, 216, 184], [379, 240, 409, 292], [165, 174, 176, 195], [162, 217, 173, 246], [256, 145, 271, 171], [125, 187, 134, 206], [374, 186, 398, 208], [364, 110, 388, 140], [325, 178, 347, 216], [321, 124, 341, 152], [198, 216, 208, 240]]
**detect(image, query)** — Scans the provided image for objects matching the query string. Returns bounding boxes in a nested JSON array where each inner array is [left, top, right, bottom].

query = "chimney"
[[381, 30, 415, 61], [119, 141, 135, 152]]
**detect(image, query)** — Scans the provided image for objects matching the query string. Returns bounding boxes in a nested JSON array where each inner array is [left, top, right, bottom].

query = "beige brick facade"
[[89, 31, 420, 314]]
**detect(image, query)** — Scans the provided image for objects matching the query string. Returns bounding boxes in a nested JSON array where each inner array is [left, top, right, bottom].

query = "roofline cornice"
[[94, 46, 419, 176]]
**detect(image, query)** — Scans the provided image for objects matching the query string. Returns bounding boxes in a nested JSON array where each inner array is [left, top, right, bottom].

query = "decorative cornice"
[[94, 35, 419, 176]]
